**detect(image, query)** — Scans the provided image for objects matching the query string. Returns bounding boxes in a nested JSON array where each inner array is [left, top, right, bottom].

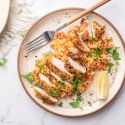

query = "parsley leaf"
[[0, 58, 7, 68], [106, 47, 120, 63], [106, 48, 113, 53], [34, 81, 40, 87], [87, 101, 92, 106], [19, 31, 26, 37], [22, 72, 34, 83], [108, 63, 114, 73], [91, 48, 101, 59], [57, 79, 63, 84], [71, 79, 82, 88], [49, 88, 61, 97], [38, 62, 42, 72], [76, 93, 83, 102], [73, 87, 79, 95], [69, 100, 80, 108], [71, 79, 82, 95], [43, 51, 52, 56], [58, 101, 63, 107], [92, 36, 98, 42], [112, 47, 120, 61], [69, 93, 83, 108]]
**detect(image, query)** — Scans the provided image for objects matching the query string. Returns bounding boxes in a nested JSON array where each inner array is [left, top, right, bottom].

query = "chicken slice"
[[92, 21, 105, 38], [80, 18, 92, 41], [36, 74, 57, 95], [78, 70, 95, 93], [44, 58, 74, 83], [49, 73, 73, 97], [68, 57, 86, 73], [33, 87, 58, 104]]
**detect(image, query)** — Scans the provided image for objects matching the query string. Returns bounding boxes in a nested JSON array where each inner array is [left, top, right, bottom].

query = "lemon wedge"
[[97, 71, 109, 99]]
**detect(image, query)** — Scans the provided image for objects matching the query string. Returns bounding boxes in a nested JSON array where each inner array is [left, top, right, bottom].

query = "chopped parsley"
[[73, 87, 79, 95], [22, 72, 34, 83], [58, 101, 63, 107], [108, 63, 114, 73], [71, 79, 82, 95], [87, 101, 92, 107], [57, 79, 63, 84], [76, 92, 83, 102], [106, 47, 120, 63], [49, 88, 61, 97], [106, 47, 120, 72], [69, 93, 83, 108], [43, 51, 52, 56], [92, 36, 98, 42], [37, 62, 42, 72], [69, 100, 80, 108], [106, 48, 113, 53], [71, 79, 82, 88], [91, 48, 101, 59], [19, 31, 26, 37], [34, 81, 40, 87], [0, 58, 7, 68], [112, 47, 120, 62]]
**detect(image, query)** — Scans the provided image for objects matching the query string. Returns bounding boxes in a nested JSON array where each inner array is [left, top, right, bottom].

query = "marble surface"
[[0, 0, 125, 125]]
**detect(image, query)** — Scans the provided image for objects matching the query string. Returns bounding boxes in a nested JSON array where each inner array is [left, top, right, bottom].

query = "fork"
[[25, 0, 110, 53]]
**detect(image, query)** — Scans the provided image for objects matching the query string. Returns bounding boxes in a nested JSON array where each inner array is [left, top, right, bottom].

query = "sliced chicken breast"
[[34, 87, 58, 104]]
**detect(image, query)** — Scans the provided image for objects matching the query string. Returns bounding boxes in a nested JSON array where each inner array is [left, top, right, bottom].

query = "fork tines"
[[24, 34, 47, 53]]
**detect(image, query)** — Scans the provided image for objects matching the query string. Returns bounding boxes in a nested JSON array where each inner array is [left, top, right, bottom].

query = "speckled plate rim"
[[17, 7, 125, 117]]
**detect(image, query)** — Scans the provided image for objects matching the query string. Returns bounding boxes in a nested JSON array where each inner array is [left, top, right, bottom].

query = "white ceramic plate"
[[18, 8, 125, 117], [0, 0, 10, 34]]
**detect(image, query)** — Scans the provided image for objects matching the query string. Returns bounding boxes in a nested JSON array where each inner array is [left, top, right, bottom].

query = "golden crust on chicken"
[[23, 18, 117, 105]]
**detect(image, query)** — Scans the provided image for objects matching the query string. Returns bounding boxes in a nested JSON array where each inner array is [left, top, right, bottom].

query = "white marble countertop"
[[0, 0, 125, 125]]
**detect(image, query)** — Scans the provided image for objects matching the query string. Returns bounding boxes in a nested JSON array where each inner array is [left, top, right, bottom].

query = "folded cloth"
[[0, 0, 36, 58]]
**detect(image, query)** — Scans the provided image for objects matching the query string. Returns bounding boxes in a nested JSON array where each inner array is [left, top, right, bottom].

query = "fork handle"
[[55, 0, 110, 32], [66, 0, 110, 25]]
